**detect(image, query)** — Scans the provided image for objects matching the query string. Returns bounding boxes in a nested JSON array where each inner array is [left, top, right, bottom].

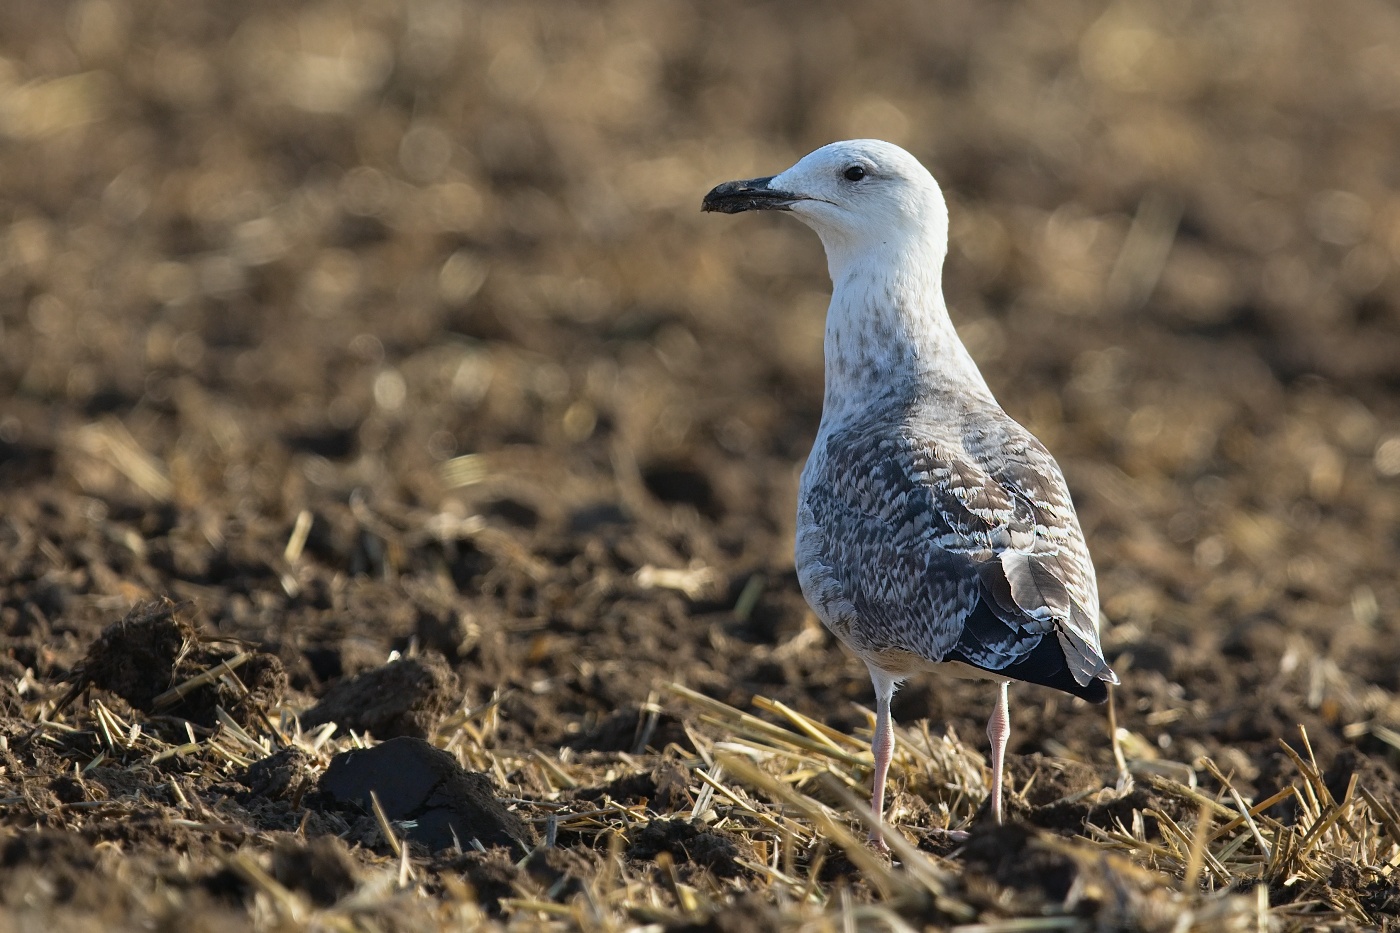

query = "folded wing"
[[807, 415, 1117, 698]]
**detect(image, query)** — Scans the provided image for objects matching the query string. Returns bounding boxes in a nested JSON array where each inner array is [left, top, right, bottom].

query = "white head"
[[702, 139, 949, 281], [704, 139, 991, 404]]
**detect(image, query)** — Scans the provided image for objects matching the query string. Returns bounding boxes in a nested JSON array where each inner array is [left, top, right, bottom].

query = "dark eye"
[[842, 164, 866, 182]]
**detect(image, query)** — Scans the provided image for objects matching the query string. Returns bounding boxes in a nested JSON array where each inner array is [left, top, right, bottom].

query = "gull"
[[702, 140, 1118, 847]]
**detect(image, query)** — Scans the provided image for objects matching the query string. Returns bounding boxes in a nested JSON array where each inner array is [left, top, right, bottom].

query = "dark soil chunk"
[[1007, 754, 1105, 808], [415, 608, 476, 661], [67, 600, 193, 710], [2, 830, 100, 903], [240, 747, 313, 800], [1322, 748, 1399, 806], [668, 896, 786, 933], [573, 761, 694, 813], [61, 600, 286, 730], [223, 653, 289, 727], [201, 865, 253, 906], [271, 836, 360, 907], [999, 753, 1143, 834], [1328, 860, 1400, 917], [442, 849, 520, 916], [567, 708, 695, 754], [50, 774, 89, 804], [84, 765, 149, 801], [626, 819, 745, 878], [641, 463, 719, 518], [300, 654, 459, 740], [521, 846, 594, 900], [1031, 782, 1158, 836], [164, 647, 287, 730], [958, 822, 1078, 903], [318, 736, 535, 857]]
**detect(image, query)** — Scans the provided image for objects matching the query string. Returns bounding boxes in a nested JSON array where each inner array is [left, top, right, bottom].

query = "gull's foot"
[[868, 830, 891, 854]]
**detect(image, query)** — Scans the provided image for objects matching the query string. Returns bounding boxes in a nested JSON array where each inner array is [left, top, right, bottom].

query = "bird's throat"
[[820, 260, 995, 419]]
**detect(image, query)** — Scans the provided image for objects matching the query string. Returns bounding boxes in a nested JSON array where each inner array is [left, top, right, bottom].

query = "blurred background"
[[2, 0, 1400, 775]]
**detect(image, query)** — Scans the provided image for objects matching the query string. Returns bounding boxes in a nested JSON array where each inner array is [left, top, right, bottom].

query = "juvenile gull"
[[702, 140, 1118, 846]]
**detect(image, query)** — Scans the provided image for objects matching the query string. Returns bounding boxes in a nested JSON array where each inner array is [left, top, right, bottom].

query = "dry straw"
[[11, 642, 1400, 931]]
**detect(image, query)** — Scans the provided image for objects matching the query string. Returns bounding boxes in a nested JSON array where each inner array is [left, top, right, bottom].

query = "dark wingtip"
[[1079, 663, 1119, 704], [944, 612, 1117, 703]]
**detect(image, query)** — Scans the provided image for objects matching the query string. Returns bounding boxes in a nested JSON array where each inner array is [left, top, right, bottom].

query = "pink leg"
[[866, 665, 898, 851], [986, 680, 1011, 824]]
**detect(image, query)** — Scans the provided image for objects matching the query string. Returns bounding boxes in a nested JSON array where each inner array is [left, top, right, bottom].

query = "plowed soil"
[[2, 0, 1400, 930]]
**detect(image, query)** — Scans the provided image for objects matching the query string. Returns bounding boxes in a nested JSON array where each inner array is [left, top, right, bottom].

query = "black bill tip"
[[701, 176, 801, 214]]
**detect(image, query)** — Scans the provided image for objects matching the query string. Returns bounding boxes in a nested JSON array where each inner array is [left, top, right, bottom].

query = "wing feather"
[[799, 409, 1117, 692]]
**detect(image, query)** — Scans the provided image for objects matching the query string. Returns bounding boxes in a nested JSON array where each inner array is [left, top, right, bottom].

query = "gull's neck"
[[819, 234, 997, 424]]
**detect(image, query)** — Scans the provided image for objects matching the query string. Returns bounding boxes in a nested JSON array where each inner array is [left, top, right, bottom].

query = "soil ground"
[[2, 0, 1400, 930]]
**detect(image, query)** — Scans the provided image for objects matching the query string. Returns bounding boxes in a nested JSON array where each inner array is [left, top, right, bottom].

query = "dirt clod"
[[574, 761, 694, 813], [625, 819, 745, 878], [1, 831, 102, 904], [317, 736, 535, 857], [62, 600, 285, 729], [271, 836, 360, 908], [959, 823, 1078, 904], [567, 708, 695, 754], [66, 600, 194, 710], [239, 747, 313, 800], [301, 655, 459, 740], [668, 896, 785, 933], [444, 849, 520, 916]]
